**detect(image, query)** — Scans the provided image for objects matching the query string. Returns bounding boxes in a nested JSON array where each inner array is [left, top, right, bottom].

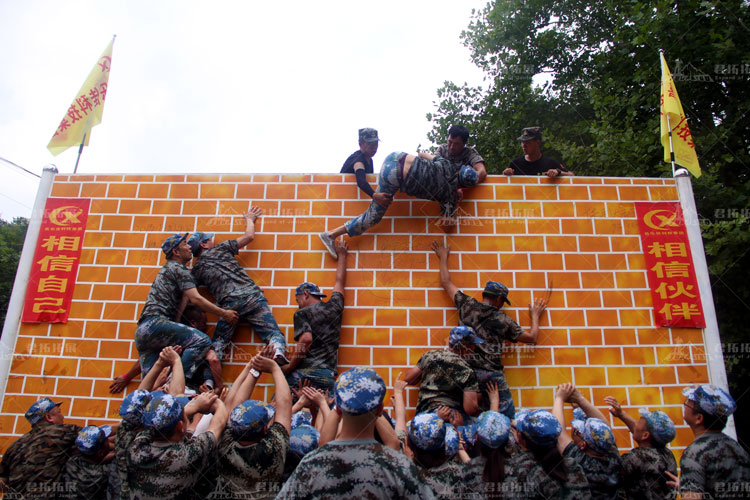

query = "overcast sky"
[[0, 0, 489, 220]]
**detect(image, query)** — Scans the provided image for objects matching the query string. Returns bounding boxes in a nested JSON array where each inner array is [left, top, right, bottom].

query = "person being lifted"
[[189, 207, 288, 392], [432, 240, 548, 418]]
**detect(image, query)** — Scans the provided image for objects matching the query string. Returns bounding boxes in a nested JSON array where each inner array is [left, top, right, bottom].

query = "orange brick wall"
[[0, 173, 710, 460]]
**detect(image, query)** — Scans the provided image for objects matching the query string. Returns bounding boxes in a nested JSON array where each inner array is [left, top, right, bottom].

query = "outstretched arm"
[[332, 240, 348, 295], [236, 207, 262, 249], [516, 297, 548, 344], [431, 240, 459, 299], [110, 361, 141, 393], [553, 383, 574, 453], [391, 374, 408, 434], [473, 162, 487, 184], [183, 287, 239, 325], [570, 388, 608, 422], [162, 347, 185, 395], [604, 396, 637, 434], [253, 355, 292, 435]]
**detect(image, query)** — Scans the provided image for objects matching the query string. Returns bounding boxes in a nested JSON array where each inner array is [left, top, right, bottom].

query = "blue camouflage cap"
[[295, 282, 327, 298], [359, 128, 380, 143], [292, 410, 313, 429], [458, 165, 479, 188], [161, 233, 188, 258], [483, 281, 511, 305], [142, 393, 186, 433], [445, 424, 458, 457], [638, 408, 676, 446], [334, 367, 386, 415], [572, 407, 587, 422], [290, 424, 320, 457], [457, 424, 479, 446], [515, 410, 562, 447], [512, 407, 530, 427], [25, 397, 63, 425], [230, 400, 272, 437], [449, 325, 484, 348], [408, 413, 447, 451], [76, 425, 112, 455], [477, 411, 511, 449], [571, 417, 617, 454], [187, 232, 214, 255], [683, 384, 736, 417], [119, 389, 152, 425]]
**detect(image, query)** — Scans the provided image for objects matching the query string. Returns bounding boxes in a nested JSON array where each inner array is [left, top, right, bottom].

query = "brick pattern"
[[0, 173, 707, 460]]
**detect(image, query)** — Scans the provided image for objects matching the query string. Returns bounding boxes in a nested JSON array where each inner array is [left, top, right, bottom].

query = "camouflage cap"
[[187, 232, 214, 255], [683, 384, 736, 417], [334, 367, 386, 415], [292, 410, 313, 429], [515, 409, 561, 447], [295, 282, 327, 298], [638, 408, 676, 446], [458, 165, 479, 188], [408, 413, 447, 451], [518, 127, 542, 141], [25, 397, 63, 425], [358, 128, 380, 143], [76, 425, 112, 456], [448, 325, 484, 348], [477, 411, 511, 449], [290, 424, 320, 457], [119, 389, 153, 425], [161, 233, 188, 258], [571, 417, 617, 454], [483, 281, 511, 305], [142, 392, 186, 433], [572, 407, 586, 422], [457, 424, 479, 446], [444, 424, 459, 457], [230, 400, 272, 437], [512, 407, 530, 427]]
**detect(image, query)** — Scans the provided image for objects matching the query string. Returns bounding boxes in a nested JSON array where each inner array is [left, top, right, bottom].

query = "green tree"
[[429, 0, 750, 446], [0, 217, 29, 329]]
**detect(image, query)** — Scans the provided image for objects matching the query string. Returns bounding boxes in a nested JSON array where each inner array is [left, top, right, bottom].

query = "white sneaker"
[[318, 232, 338, 259]]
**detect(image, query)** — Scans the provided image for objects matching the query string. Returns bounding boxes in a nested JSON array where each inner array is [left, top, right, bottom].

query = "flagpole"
[[666, 115, 676, 177], [73, 132, 86, 174]]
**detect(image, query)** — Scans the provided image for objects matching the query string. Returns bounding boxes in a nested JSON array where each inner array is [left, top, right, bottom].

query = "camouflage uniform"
[[415, 349, 479, 415], [417, 461, 469, 500], [437, 144, 484, 170], [61, 454, 110, 500], [135, 260, 212, 378], [502, 449, 592, 499], [563, 442, 622, 500], [619, 446, 677, 500], [455, 291, 523, 417], [287, 291, 345, 392], [213, 422, 289, 500], [679, 432, 750, 499], [0, 422, 80, 500], [191, 239, 287, 361], [275, 439, 436, 499], [344, 152, 460, 237], [114, 420, 139, 500], [126, 429, 217, 500]]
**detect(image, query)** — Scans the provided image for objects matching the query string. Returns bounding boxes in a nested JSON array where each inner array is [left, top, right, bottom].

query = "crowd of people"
[[0, 126, 747, 499]]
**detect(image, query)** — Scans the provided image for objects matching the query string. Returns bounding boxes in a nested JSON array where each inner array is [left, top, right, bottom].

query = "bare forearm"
[[375, 416, 400, 451], [167, 360, 185, 395], [319, 411, 340, 447], [393, 392, 407, 433], [139, 362, 166, 390], [618, 412, 638, 433], [575, 396, 608, 422], [224, 364, 253, 410]]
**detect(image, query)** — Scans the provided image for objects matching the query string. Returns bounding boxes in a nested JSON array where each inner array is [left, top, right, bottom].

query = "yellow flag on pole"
[[660, 52, 701, 177], [47, 37, 115, 156]]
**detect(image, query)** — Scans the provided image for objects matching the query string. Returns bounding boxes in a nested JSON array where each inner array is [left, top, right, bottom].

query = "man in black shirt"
[[505, 126, 574, 177], [341, 128, 393, 209]]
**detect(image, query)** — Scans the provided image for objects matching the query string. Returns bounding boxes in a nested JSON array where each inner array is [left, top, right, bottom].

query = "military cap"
[[292, 410, 313, 429], [334, 367, 386, 415], [571, 417, 617, 454], [515, 409, 561, 447], [25, 397, 63, 425], [518, 127, 542, 141], [483, 281, 511, 305], [76, 425, 112, 455], [448, 325, 484, 348], [358, 128, 380, 143], [477, 411, 511, 449], [142, 392, 186, 433], [161, 233, 188, 258], [187, 232, 214, 255], [457, 424, 479, 446], [683, 384, 736, 417], [445, 424, 458, 457], [572, 407, 587, 422], [119, 389, 152, 425], [408, 413, 447, 451], [295, 282, 327, 298], [290, 424, 320, 457], [638, 408, 676, 446], [230, 400, 272, 437]]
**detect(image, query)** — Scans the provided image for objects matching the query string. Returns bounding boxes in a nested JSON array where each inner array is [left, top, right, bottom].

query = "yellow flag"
[[47, 37, 115, 156], [660, 53, 701, 177]]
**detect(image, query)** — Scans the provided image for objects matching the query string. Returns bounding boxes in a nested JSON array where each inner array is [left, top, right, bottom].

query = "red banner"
[[22, 198, 91, 323], [635, 202, 705, 328]]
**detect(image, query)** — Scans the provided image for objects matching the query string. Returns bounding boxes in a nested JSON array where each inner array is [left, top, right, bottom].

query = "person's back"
[[504, 449, 590, 499], [620, 446, 677, 500], [680, 431, 750, 498], [415, 349, 478, 414], [191, 239, 263, 306]]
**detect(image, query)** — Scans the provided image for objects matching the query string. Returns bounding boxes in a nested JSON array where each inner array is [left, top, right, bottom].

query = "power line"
[[0, 191, 32, 211], [0, 156, 41, 178]]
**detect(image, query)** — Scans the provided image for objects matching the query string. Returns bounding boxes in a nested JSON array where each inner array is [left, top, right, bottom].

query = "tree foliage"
[[429, 0, 750, 444], [0, 217, 29, 330]]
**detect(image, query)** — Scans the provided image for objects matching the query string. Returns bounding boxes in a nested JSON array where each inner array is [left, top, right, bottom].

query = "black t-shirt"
[[509, 155, 565, 175], [340, 150, 374, 174]]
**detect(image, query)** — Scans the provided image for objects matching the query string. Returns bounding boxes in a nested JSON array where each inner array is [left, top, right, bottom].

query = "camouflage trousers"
[[344, 152, 404, 237], [475, 369, 516, 419], [212, 297, 287, 362], [135, 316, 212, 378], [286, 368, 336, 398]]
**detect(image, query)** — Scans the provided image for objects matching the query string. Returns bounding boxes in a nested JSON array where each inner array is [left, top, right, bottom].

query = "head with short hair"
[[448, 125, 470, 143], [295, 282, 327, 308], [358, 128, 380, 158], [446, 125, 470, 157], [180, 304, 207, 332]]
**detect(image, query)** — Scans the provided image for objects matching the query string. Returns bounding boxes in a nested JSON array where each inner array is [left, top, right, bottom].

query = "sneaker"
[[318, 232, 338, 259]]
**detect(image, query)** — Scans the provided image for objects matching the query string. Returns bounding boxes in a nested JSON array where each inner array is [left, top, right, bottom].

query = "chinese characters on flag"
[[22, 198, 91, 323], [635, 202, 705, 328]]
